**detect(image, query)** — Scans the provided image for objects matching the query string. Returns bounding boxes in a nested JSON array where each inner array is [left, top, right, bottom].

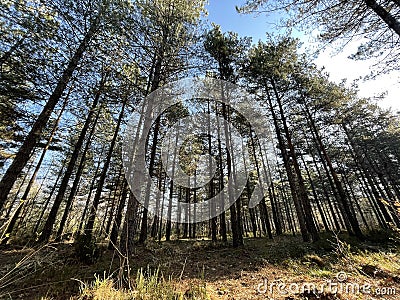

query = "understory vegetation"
[[1, 233, 400, 299]]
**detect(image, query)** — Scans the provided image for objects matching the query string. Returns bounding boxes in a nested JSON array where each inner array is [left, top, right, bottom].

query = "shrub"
[[74, 233, 100, 264]]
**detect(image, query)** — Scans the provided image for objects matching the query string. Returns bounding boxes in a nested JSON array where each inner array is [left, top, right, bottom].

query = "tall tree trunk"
[[1, 99, 67, 244], [216, 102, 227, 242], [3, 160, 34, 222], [150, 162, 164, 239], [221, 102, 242, 246], [243, 141, 258, 238], [276, 161, 296, 235], [250, 134, 273, 238], [264, 88, 310, 241], [342, 171, 370, 231], [105, 166, 124, 235], [33, 162, 65, 235], [271, 82, 319, 242], [77, 146, 105, 234], [56, 105, 101, 240], [19, 165, 52, 229], [85, 98, 127, 239], [108, 180, 128, 250], [138, 118, 160, 244], [344, 123, 398, 231], [119, 192, 139, 255], [261, 143, 282, 235], [302, 101, 362, 239], [0, 16, 100, 210], [364, 0, 400, 37], [138, 52, 164, 244], [207, 100, 218, 242], [300, 153, 330, 232], [38, 77, 105, 243]]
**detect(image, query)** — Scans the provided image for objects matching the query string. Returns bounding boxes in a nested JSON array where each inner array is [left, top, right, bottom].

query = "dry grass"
[[0, 233, 400, 299]]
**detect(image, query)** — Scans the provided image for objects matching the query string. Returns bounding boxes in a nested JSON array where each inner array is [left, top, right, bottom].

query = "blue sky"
[[206, 0, 272, 42], [205, 1, 302, 42], [205, 0, 400, 112]]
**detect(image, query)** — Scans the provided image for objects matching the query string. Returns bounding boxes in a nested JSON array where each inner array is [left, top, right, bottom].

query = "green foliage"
[[204, 24, 251, 82], [238, 0, 400, 72], [133, 0, 207, 86], [247, 36, 300, 82], [0, 0, 58, 165], [76, 267, 209, 300], [135, 267, 177, 299]]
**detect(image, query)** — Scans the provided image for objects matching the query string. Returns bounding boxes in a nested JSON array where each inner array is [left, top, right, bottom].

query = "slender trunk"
[[119, 192, 139, 255], [310, 150, 341, 231], [364, 0, 400, 37], [0, 16, 100, 210], [264, 88, 309, 241], [38, 79, 104, 243], [207, 100, 217, 242], [150, 162, 163, 238], [77, 147, 105, 234], [276, 162, 295, 235], [250, 133, 273, 238], [342, 171, 370, 231], [272, 82, 319, 241], [85, 98, 127, 239], [165, 136, 179, 241], [138, 52, 164, 244], [1, 100, 67, 244], [56, 105, 101, 240], [221, 101, 242, 246], [225, 149, 239, 245], [33, 163, 65, 234], [348, 138, 390, 227], [243, 140, 258, 238], [105, 166, 124, 235], [216, 102, 227, 242], [357, 171, 386, 228], [18, 165, 51, 229], [182, 188, 189, 238], [108, 181, 128, 250], [3, 161, 34, 222], [261, 144, 281, 235], [0, 37, 25, 66], [138, 118, 160, 244], [249, 207, 258, 237], [175, 187, 182, 238], [300, 153, 330, 232], [303, 101, 362, 238], [345, 124, 399, 229]]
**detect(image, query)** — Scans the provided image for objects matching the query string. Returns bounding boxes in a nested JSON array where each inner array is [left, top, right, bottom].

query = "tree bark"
[[108, 180, 128, 250], [264, 88, 310, 242], [0, 16, 100, 211], [38, 78, 104, 243], [56, 104, 101, 240], [364, 0, 400, 37], [272, 81, 319, 241], [85, 97, 127, 239], [33, 162, 65, 235], [1, 99, 67, 244]]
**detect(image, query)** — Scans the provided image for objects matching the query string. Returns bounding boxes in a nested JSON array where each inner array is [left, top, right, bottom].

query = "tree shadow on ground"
[[0, 230, 398, 299]]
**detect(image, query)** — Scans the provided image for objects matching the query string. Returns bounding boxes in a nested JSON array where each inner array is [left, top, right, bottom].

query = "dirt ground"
[[0, 234, 399, 299]]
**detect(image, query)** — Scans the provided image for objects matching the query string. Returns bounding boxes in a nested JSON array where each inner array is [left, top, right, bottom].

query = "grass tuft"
[[74, 266, 209, 300]]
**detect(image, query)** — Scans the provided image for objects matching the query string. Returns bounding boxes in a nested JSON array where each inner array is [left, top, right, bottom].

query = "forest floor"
[[0, 233, 400, 299]]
